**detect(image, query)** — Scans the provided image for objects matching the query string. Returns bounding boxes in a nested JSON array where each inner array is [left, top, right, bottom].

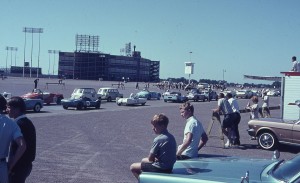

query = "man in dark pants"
[[7, 97, 36, 183], [33, 79, 39, 89], [226, 93, 241, 145]]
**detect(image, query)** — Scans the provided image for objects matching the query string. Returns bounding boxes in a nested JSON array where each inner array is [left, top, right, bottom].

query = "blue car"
[[139, 153, 300, 183], [136, 90, 161, 100], [61, 97, 101, 110]]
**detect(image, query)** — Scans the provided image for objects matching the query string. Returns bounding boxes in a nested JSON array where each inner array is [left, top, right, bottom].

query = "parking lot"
[[1, 77, 299, 183]]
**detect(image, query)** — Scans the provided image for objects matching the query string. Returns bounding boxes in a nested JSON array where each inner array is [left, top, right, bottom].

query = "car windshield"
[[272, 155, 300, 181]]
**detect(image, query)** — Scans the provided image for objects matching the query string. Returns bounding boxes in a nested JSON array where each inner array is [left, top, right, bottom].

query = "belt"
[[0, 158, 6, 162]]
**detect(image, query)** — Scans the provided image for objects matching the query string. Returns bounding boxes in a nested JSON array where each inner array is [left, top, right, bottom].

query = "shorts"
[[222, 113, 234, 128], [141, 162, 172, 173]]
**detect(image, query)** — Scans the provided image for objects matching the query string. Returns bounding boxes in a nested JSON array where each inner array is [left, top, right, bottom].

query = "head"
[[251, 96, 258, 103], [292, 56, 297, 61], [6, 96, 26, 119], [151, 113, 169, 134], [226, 92, 233, 99], [0, 95, 7, 113], [179, 101, 194, 119], [219, 92, 225, 99]]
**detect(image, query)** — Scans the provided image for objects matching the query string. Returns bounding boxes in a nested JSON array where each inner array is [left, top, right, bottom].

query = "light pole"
[[5, 47, 17, 73], [48, 50, 60, 76], [189, 51, 192, 84], [23, 27, 43, 78], [222, 69, 226, 81]]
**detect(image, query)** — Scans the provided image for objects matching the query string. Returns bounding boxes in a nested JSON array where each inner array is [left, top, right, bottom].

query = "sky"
[[1, 0, 300, 84]]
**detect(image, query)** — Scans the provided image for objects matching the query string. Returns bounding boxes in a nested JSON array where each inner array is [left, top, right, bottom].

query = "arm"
[[213, 106, 221, 113], [8, 136, 26, 172], [147, 153, 156, 162], [198, 132, 208, 151], [176, 132, 193, 156]]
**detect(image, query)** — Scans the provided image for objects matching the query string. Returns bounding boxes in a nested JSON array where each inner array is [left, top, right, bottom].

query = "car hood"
[[140, 156, 276, 183]]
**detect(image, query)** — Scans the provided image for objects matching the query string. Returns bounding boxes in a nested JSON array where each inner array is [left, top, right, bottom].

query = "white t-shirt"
[[262, 95, 269, 108], [181, 116, 205, 158]]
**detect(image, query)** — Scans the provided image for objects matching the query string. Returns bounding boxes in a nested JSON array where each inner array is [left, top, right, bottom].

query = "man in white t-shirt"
[[177, 102, 208, 160]]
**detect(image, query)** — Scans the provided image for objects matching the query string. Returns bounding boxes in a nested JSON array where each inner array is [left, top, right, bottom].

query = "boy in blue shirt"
[[130, 114, 177, 179]]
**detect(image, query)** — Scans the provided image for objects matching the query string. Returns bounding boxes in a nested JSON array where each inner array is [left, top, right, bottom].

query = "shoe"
[[225, 140, 230, 147]]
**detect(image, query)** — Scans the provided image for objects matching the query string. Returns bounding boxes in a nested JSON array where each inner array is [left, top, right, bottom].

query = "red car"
[[21, 89, 64, 105]]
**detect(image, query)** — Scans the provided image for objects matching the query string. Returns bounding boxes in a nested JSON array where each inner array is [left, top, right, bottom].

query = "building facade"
[[58, 51, 160, 82]]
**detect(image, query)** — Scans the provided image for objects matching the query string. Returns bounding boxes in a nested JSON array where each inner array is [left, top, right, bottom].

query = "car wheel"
[[257, 131, 278, 150], [147, 96, 151, 100], [56, 97, 62, 105], [63, 105, 68, 110], [33, 103, 42, 112], [195, 97, 199, 102], [76, 102, 83, 110], [95, 101, 101, 109], [142, 103, 145, 106], [117, 102, 121, 106], [107, 97, 111, 102]]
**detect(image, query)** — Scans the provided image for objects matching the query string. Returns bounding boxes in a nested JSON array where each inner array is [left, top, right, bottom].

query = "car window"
[[272, 155, 300, 181]]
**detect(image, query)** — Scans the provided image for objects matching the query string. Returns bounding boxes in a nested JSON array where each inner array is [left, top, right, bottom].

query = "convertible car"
[[1, 92, 43, 112], [163, 92, 188, 103], [248, 118, 300, 150], [139, 153, 300, 183], [116, 94, 147, 106], [21, 88, 64, 105], [136, 90, 161, 100]]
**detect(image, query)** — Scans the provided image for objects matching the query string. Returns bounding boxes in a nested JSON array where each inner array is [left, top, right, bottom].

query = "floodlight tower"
[[184, 51, 194, 84], [48, 50, 60, 75], [23, 27, 43, 78]]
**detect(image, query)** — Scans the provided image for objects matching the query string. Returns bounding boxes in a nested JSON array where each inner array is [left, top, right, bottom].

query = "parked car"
[[236, 89, 253, 99], [202, 90, 218, 101], [61, 88, 101, 110], [186, 89, 206, 102], [163, 91, 188, 103], [1, 92, 43, 112], [21, 88, 64, 105], [248, 118, 300, 150], [139, 153, 300, 183], [97, 87, 123, 102], [267, 89, 281, 97], [222, 90, 236, 98], [136, 90, 161, 100], [116, 93, 147, 106]]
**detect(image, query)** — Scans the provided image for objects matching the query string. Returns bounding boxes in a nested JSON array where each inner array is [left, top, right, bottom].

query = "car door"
[[292, 121, 300, 144]]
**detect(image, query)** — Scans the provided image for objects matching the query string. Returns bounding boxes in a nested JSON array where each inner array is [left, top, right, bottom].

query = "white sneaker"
[[224, 140, 230, 148]]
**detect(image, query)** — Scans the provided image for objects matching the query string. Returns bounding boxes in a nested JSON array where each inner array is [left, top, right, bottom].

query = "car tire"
[[63, 105, 68, 110], [76, 102, 83, 110], [164, 100, 167, 102], [56, 97, 62, 105], [95, 101, 101, 109], [142, 103, 145, 106], [117, 102, 121, 106], [33, 103, 42, 112], [257, 131, 278, 150], [107, 97, 111, 102]]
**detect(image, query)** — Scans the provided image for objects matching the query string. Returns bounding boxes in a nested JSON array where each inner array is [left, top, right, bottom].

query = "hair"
[[179, 101, 194, 114], [0, 95, 7, 111], [7, 96, 26, 114], [292, 56, 297, 61], [226, 92, 233, 98], [219, 93, 225, 98], [151, 113, 169, 127], [251, 96, 258, 103]]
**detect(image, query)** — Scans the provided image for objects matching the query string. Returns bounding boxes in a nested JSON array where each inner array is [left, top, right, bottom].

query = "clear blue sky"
[[1, 0, 300, 84]]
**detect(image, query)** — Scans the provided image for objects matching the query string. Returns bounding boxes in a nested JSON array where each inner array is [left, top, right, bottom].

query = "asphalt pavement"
[[1, 77, 299, 183]]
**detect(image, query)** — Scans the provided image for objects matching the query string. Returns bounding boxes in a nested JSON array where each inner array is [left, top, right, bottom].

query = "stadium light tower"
[[23, 27, 43, 78], [48, 50, 60, 75]]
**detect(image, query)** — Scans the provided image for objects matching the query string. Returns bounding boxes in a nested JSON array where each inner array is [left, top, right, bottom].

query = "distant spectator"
[[291, 56, 299, 72], [262, 89, 271, 118], [246, 96, 260, 119], [33, 79, 39, 89]]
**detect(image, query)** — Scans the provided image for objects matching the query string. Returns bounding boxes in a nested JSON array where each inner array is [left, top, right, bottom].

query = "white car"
[[116, 93, 147, 106]]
